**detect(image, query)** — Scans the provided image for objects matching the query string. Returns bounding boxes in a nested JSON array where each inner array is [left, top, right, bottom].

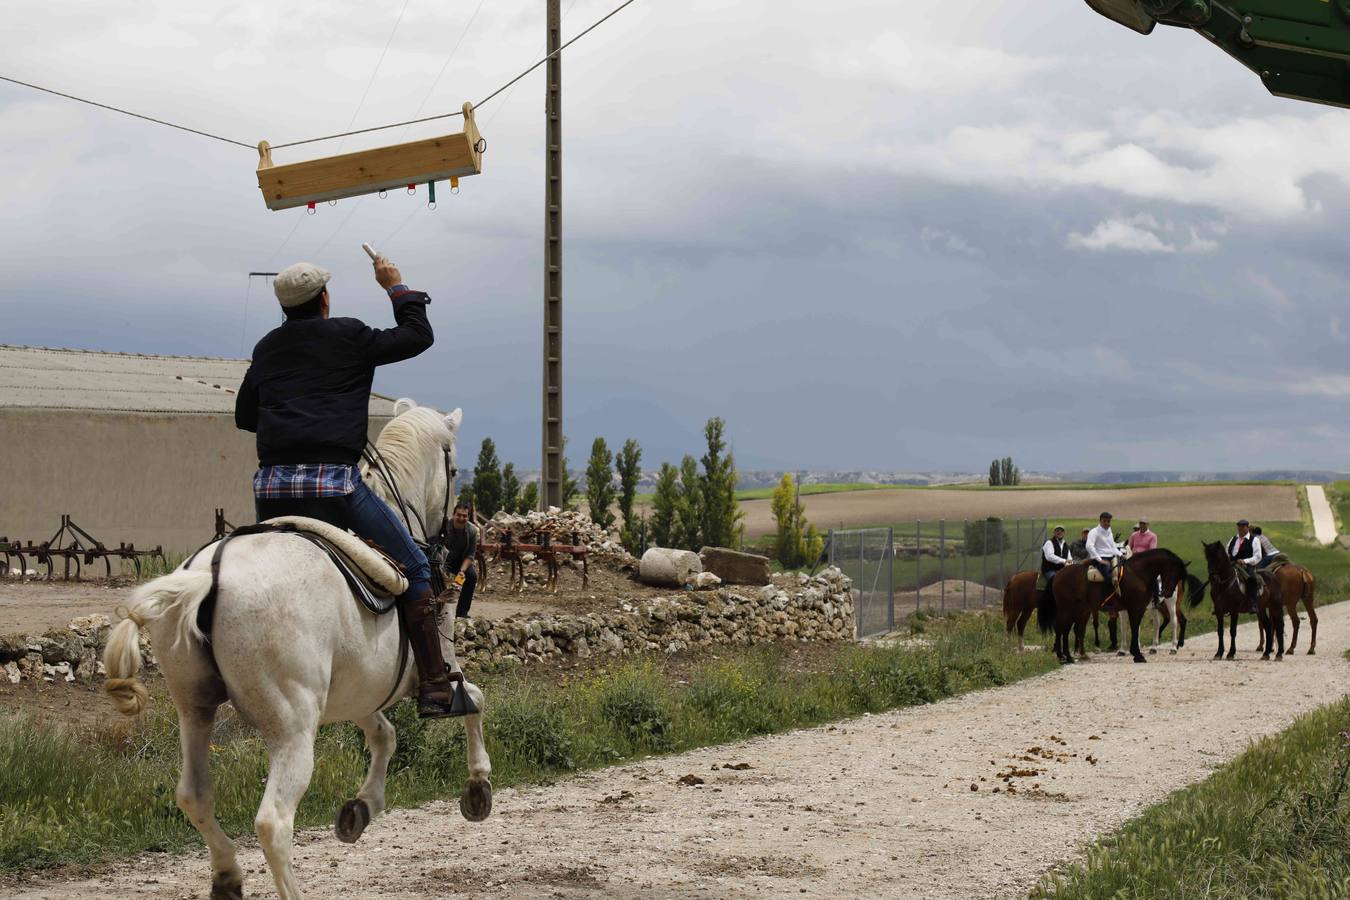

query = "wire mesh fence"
[[829, 518, 1048, 639]]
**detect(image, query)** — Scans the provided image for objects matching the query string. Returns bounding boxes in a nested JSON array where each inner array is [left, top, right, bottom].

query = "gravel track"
[[9, 604, 1349, 900]]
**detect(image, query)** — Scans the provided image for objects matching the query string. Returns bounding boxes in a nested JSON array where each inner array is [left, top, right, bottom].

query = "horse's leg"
[[336, 711, 395, 844], [1274, 602, 1286, 660], [256, 727, 318, 900], [1304, 591, 1317, 655], [1177, 605, 1187, 649], [1073, 615, 1087, 660], [1226, 612, 1238, 660], [1213, 612, 1224, 660], [445, 649, 493, 822], [1151, 603, 1161, 655], [176, 704, 244, 900], [1016, 600, 1033, 652], [1128, 606, 1146, 663], [1091, 608, 1100, 650], [1257, 607, 1271, 661]]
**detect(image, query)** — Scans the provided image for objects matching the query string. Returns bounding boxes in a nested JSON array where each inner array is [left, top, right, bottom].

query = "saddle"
[[1085, 561, 1125, 586], [188, 518, 408, 639]]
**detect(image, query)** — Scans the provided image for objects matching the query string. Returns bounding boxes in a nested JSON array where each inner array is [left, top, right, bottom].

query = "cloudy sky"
[[3, 0, 1349, 473]]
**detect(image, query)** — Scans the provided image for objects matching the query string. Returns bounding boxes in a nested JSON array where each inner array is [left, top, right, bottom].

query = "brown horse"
[[1003, 570, 1040, 652], [1254, 563, 1318, 655], [1039, 549, 1200, 665], [1196, 541, 1285, 660]]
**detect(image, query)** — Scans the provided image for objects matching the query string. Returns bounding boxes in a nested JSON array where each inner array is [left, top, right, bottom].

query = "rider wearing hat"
[[1040, 525, 1071, 599], [235, 257, 464, 719], [1227, 519, 1263, 611], [1086, 511, 1124, 605]]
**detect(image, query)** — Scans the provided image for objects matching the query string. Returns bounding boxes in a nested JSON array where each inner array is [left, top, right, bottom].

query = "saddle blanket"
[[263, 516, 408, 602]]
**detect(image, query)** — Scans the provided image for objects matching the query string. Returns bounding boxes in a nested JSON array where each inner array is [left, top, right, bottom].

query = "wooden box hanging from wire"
[[256, 102, 484, 211]]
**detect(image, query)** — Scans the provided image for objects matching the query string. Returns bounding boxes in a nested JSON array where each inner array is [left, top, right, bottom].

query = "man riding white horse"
[[234, 257, 459, 719]]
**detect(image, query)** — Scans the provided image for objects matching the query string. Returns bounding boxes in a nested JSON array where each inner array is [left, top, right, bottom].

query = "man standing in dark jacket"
[[235, 257, 462, 718]]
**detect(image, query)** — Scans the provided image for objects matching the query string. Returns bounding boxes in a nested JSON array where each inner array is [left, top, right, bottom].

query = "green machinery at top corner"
[[1086, 0, 1350, 108]]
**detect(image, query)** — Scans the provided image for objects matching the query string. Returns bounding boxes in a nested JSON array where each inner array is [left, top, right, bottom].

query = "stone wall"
[[1, 569, 854, 684]]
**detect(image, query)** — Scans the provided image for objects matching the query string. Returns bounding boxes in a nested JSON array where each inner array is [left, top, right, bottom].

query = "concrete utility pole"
[[541, 0, 564, 510]]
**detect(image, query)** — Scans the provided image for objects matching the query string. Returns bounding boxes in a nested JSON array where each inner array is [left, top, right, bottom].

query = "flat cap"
[[274, 262, 332, 308]]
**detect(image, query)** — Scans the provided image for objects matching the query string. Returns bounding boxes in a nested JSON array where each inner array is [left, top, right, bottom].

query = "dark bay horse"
[[1196, 541, 1284, 660], [1039, 550, 1201, 665]]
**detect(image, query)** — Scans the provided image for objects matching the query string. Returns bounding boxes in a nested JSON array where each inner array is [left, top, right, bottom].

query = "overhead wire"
[[337, 0, 414, 152], [0, 73, 254, 148], [399, 0, 487, 141], [0, 0, 644, 152]]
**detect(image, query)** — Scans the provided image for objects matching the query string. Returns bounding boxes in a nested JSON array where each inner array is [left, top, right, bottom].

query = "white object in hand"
[[362, 242, 378, 260]]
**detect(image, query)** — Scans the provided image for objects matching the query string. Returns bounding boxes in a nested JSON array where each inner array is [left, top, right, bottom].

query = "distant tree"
[[559, 437, 579, 511], [471, 438, 503, 518], [771, 473, 819, 568], [989, 460, 1001, 487], [964, 517, 1009, 556], [650, 463, 680, 547], [585, 437, 617, 529], [673, 455, 704, 551], [616, 439, 644, 551], [501, 463, 521, 516], [519, 480, 540, 514], [1001, 457, 1014, 487], [699, 417, 743, 549], [457, 482, 476, 510]]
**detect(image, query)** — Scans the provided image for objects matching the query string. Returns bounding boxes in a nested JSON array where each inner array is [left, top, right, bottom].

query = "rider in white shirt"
[[1086, 511, 1123, 586]]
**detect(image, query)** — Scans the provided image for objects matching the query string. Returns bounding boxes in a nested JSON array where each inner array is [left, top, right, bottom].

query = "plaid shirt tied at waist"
[[253, 464, 358, 499]]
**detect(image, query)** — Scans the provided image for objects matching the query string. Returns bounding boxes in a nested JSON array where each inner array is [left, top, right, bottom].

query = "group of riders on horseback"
[[1040, 513, 1285, 615]]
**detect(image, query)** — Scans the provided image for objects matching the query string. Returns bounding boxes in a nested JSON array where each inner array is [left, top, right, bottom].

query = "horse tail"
[[1036, 581, 1056, 634], [103, 570, 213, 716], [1186, 574, 1207, 609], [1002, 580, 1015, 629], [1302, 568, 1316, 606]]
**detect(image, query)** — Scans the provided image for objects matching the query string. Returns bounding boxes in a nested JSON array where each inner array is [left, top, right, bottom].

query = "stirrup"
[[417, 673, 479, 719]]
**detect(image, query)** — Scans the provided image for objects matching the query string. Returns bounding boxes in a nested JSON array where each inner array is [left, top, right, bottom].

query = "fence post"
[[886, 526, 895, 633], [915, 519, 921, 616], [1016, 519, 1022, 574], [981, 519, 987, 605], [939, 519, 946, 613], [961, 519, 968, 609], [999, 522, 1006, 594]]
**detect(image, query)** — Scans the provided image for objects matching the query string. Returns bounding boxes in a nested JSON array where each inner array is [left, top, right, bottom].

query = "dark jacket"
[[235, 291, 433, 465], [1069, 539, 1089, 562]]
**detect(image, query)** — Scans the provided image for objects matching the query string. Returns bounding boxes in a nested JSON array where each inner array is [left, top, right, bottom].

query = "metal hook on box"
[[328, 199, 337, 206], [449, 177, 460, 196], [407, 184, 416, 195], [428, 180, 437, 210], [306, 201, 316, 215], [378, 189, 388, 199]]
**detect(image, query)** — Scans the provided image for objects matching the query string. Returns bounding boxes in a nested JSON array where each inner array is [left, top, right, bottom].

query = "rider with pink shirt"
[[1128, 518, 1157, 555]]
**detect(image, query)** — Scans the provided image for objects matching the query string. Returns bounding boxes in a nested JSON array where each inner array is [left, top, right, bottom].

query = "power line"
[[338, 0, 414, 152], [0, 0, 643, 152], [0, 74, 254, 148], [400, 0, 487, 140]]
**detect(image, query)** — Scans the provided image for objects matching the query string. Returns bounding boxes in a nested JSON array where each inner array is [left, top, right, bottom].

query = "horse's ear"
[[393, 398, 417, 416], [444, 408, 463, 432]]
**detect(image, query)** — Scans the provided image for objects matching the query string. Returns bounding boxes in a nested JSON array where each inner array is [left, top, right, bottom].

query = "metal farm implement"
[[0, 515, 166, 580], [481, 527, 589, 595]]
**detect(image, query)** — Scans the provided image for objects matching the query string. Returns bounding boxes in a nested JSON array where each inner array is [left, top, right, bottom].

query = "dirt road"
[[12, 604, 1349, 900], [740, 484, 1301, 538]]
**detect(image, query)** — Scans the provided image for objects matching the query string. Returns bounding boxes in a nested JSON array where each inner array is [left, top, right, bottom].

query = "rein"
[[362, 439, 458, 595]]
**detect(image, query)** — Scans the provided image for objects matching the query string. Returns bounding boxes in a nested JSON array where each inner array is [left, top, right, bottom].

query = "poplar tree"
[[651, 463, 679, 547], [471, 438, 503, 518], [584, 437, 616, 529]]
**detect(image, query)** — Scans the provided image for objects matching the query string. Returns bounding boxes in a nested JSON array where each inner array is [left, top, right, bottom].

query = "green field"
[[1329, 481, 1350, 534], [1036, 695, 1350, 898]]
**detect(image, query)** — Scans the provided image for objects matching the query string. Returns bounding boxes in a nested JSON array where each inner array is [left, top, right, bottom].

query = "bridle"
[[362, 438, 458, 595]]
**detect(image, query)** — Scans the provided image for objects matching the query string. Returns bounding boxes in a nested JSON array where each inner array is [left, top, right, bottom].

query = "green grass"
[[0, 612, 1057, 872], [1328, 481, 1350, 535], [733, 482, 906, 501], [1035, 696, 1350, 899]]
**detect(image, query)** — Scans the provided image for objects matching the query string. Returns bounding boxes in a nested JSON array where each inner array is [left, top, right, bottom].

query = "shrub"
[[597, 670, 673, 752], [964, 517, 1009, 556]]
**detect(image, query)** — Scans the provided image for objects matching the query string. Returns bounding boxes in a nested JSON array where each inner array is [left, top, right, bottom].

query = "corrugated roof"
[[0, 345, 398, 415]]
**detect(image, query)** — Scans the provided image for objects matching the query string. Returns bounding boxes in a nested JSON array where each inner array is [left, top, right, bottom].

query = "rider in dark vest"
[[1041, 526, 1071, 599], [1226, 519, 1262, 611], [235, 258, 462, 719]]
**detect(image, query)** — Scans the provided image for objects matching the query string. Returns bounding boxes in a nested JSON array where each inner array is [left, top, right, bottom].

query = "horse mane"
[[361, 407, 451, 509], [1131, 547, 1184, 566]]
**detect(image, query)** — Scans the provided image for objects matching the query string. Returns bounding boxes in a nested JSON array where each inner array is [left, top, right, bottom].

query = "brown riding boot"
[[402, 590, 476, 719]]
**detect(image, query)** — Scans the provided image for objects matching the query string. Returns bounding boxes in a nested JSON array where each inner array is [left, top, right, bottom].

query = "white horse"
[[1150, 584, 1187, 654], [103, 403, 491, 900]]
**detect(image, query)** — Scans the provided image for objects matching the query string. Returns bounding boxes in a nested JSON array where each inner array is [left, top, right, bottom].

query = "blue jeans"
[[256, 479, 432, 600]]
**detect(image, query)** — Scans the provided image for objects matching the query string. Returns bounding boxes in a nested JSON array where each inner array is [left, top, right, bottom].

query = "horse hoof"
[[210, 871, 245, 900], [335, 798, 371, 844], [461, 777, 493, 822], [1133, 655, 1147, 664], [1308, 649, 1316, 656], [1169, 649, 1177, 655], [1261, 654, 1271, 661], [1148, 648, 1157, 655], [1116, 651, 1127, 658], [1275, 654, 1284, 661], [1177, 639, 1185, 648]]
